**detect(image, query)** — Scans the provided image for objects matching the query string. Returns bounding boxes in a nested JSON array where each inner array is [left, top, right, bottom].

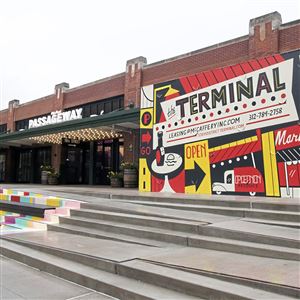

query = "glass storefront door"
[[62, 142, 90, 184], [95, 139, 123, 185], [34, 147, 51, 183], [17, 150, 32, 183], [61, 138, 123, 185]]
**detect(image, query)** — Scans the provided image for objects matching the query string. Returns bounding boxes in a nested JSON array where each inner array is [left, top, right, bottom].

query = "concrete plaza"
[[0, 184, 299, 299]]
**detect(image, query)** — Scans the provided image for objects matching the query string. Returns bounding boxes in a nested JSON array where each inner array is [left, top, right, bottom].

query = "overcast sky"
[[0, 0, 299, 110]]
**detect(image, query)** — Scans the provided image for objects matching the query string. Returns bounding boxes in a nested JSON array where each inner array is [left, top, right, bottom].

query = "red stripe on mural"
[[179, 77, 193, 93], [248, 60, 262, 71], [11, 195, 20, 202], [265, 56, 277, 65], [274, 54, 284, 63], [240, 62, 253, 73], [231, 64, 245, 76], [212, 69, 227, 82], [222, 66, 236, 79], [257, 58, 270, 68], [204, 71, 218, 85], [211, 150, 226, 164], [196, 72, 209, 88], [187, 75, 201, 90]]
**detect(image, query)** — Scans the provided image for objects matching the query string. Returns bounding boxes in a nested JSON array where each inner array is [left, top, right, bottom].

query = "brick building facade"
[[0, 12, 299, 189]]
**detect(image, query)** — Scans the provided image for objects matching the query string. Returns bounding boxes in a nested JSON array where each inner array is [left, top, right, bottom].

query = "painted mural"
[[139, 50, 300, 198]]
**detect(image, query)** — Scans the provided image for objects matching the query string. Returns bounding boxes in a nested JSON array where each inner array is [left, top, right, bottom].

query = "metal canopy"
[[0, 108, 139, 147]]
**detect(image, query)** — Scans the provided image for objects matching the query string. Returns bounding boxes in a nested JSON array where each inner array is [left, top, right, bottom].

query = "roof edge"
[[144, 35, 249, 69]]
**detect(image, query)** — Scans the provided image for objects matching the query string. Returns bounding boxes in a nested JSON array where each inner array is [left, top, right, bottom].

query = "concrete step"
[[251, 202, 300, 212], [59, 216, 300, 260], [65, 207, 300, 249], [110, 194, 252, 208], [119, 200, 300, 222], [81, 201, 238, 224], [244, 218, 300, 229], [67, 207, 300, 249], [117, 260, 297, 299], [71, 208, 207, 233], [48, 223, 173, 248], [0, 239, 200, 300], [2, 236, 117, 274], [111, 194, 300, 212], [150, 260, 300, 299], [59, 215, 188, 245], [2, 238, 296, 300], [4, 230, 299, 297], [200, 221, 300, 249]]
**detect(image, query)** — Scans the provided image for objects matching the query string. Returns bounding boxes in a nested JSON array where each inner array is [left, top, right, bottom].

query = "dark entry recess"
[[61, 138, 123, 185], [16, 147, 51, 183]]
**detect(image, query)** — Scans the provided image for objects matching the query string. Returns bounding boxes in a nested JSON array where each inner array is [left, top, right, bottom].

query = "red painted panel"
[[278, 162, 286, 186], [11, 195, 20, 202], [169, 170, 185, 193], [274, 125, 300, 151], [274, 54, 285, 63], [231, 64, 245, 76], [240, 62, 253, 73], [212, 69, 227, 82], [179, 77, 193, 93], [222, 66, 236, 79], [187, 75, 201, 90], [196, 72, 209, 88], [203, 71, 218, 85], [257, 58, 270, 68], [248, 60, 262, 71], [265, 56, 277, 65], [151, 176, 164, 192], [287, 164, 300, 186]]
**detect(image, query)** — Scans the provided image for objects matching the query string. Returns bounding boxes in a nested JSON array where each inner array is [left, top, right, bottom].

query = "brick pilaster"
[[249, 11, 282, 58], [124, 57, 147, 108]]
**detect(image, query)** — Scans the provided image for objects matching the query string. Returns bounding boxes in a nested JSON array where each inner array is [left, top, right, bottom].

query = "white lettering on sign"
[[235, 175, 261, 185], [154, 59, 298, 148], [275, 130, 300, 147], [28, 108, 83, 129]]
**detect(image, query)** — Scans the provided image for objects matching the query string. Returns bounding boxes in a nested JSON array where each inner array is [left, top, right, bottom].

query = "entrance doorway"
[[17, 150, 32, 183], [62, 139, 123, 185], [16, 147, 51, 183], [94, 140, 114, 185], [63, 143, 88, 184]]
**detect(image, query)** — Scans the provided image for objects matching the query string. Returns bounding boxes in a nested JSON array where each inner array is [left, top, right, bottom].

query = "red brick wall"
[[142, 39, 249, 86], [64, 75, 125, 109], [279, 24, 300, 52], [14, 95, 55, 121], [0, 110, 8, 124], [0, 20, 299, 128]]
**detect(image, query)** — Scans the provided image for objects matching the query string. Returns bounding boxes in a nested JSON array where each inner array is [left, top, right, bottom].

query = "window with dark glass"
[[0, 124, 7, 134]]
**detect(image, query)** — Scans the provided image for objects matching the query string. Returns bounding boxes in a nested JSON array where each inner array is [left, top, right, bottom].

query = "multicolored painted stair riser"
[[0, 188, 82, 233]]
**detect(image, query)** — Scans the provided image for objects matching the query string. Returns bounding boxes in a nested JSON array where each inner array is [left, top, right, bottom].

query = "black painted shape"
[[0, 200, 56, 218], [185, 161, 206, 190]]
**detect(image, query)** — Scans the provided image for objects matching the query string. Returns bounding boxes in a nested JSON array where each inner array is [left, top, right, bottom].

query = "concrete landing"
[[82, 200, 238, 224], [140, 247, 300, 289], [4, 231, 170, 262], [0, 256, 115, 300], [208, 219, 300, 241]]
